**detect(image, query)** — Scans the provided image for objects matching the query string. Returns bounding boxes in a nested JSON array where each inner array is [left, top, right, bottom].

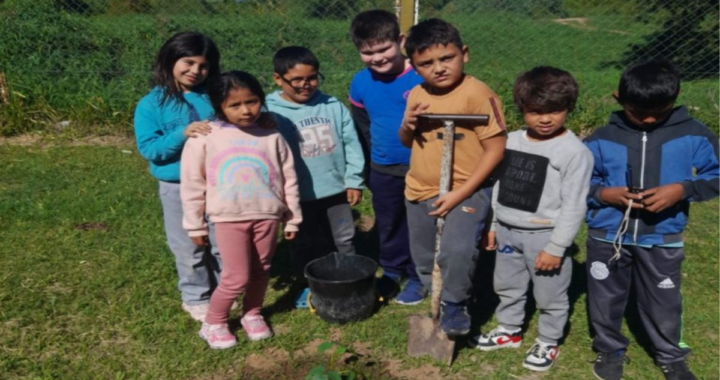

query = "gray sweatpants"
[[586, 238, 690, 363], [406, 187, 491, 304], [292, 192, 356, 279], [159, 181, 221, 305], [493, 223, 572, 345]]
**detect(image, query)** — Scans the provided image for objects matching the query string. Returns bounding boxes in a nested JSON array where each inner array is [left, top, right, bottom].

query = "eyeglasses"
[[280, 72, 325, 87]]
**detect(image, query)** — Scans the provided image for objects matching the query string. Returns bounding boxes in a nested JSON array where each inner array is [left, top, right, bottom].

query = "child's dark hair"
[[207, 71, 266, 122], [405, 18, 463, 58], [349, 9, 400, 48], [617, 61, 680, 109], [273, 46, 320, 76], [152, 31, 220, 106], [513, 66, 579, 113]]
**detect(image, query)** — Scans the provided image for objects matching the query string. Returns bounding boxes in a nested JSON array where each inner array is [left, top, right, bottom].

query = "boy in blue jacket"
[[584, 61, 719, 380], [267, 46, 365, 296]]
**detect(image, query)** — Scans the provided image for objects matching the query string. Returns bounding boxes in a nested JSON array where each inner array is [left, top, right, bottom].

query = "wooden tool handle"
[[431, 120, 455, 320]]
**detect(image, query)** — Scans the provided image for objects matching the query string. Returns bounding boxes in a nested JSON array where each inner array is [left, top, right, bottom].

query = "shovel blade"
[[407, 315, 455, 365]]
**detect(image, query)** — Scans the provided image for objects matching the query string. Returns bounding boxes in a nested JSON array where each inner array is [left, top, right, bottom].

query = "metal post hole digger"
[[407, 114, 489, 365]]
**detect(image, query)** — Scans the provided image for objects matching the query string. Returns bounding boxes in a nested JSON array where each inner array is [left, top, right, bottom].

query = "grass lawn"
[[0, 142, 717, 380]]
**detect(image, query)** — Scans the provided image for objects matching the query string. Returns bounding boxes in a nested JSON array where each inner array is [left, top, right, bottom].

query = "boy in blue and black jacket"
[[584, 61, 719, 380]]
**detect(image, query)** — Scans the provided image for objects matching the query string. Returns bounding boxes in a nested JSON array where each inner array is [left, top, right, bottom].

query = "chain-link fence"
[[0, 0, 717, 136]]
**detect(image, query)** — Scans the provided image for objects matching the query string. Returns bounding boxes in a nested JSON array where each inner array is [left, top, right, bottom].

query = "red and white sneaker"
[[240, 315, 273, 341], [523, 340, 559, 372], [470, 326, 523, 351], [199, 322, 237, 349]]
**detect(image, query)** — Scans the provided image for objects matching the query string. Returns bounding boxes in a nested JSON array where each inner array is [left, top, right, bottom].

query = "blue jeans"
[[158, 181, 221, 305]]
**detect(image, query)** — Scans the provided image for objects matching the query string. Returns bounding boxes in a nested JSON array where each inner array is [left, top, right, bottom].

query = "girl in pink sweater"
[[180, 71, 302, 349]]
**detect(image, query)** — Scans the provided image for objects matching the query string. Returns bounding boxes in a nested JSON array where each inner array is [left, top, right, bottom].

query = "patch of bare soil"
[[75, 222, 109, 231], [357, 215, 375, 232], [553, 17, 631, 35], [272, 323, 292, 337], [245, 348, 291, 372], [328, 327, 343, 341], [506, 373, 544, 380], [0, 134, 134, 147], [241, 339, 408, 380], [292, 338, 325, 359], [384, 359, 444, 380]]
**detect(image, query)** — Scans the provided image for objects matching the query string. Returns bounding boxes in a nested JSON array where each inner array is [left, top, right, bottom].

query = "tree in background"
[[619, 0, 718, 79]]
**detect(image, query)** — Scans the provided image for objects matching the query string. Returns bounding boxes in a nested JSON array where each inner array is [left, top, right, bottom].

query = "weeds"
[[305, 342, 357, 380]]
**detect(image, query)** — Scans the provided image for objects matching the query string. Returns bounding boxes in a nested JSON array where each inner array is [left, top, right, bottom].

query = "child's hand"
[[639, 183, 684, 213], [481, 230, 497, 251], [600, 187, 644, 208], [401, 102, 430, 134], [184, 121, 211, 138], [429, 190, 466, 218], [256, 113, 276, 129], [284, 231, 297, 240], [347, 189, 363, 206], [190, 235, 209, 246], [534, 250, 562, 272]]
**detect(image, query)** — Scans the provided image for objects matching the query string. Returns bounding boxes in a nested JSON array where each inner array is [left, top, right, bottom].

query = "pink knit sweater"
[[180, 121, 302, 237]]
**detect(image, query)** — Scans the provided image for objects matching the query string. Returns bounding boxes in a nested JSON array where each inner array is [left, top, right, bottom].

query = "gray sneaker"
[[592, 350, 629, 380]]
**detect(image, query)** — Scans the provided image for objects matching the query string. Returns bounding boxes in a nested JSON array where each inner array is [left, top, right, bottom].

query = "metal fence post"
[[397, 0, 417, 34]]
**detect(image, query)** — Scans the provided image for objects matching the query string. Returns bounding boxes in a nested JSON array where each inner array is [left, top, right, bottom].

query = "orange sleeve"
[[474, 96, 506, 141]]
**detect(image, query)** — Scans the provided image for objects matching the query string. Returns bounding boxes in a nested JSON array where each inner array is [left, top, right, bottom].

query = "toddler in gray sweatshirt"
[[470, 66, 593, 373]]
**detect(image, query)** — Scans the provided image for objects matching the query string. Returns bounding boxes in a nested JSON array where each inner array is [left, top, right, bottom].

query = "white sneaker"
[[182, 302, 209, 322], [522, 340, 559, 372], [240, 315, 273, 341], [470, 326, 523, 351], [199, 322, 237, 349]]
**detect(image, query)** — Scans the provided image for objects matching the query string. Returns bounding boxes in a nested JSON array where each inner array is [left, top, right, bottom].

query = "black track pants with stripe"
[[586, 238, 691, 364]]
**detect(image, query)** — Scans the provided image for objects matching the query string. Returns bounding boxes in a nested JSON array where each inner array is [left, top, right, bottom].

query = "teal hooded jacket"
[[267, 90, 365, 201]]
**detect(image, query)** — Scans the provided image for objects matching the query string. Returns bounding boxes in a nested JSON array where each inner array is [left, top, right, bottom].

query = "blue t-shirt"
[[134, 87, 215, 182], [349, 66, 424, 166]]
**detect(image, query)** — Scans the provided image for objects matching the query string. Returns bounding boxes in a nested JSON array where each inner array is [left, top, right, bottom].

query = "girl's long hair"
[[207, 71, 266, 124], [152, 31, 220, 106]]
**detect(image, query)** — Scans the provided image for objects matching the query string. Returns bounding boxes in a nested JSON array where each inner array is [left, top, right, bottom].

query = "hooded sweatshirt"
[[266, 90, 365, 201], [180, 120, 302, 237], [491, 129, 594, 257], [585, 106, 719, 245]]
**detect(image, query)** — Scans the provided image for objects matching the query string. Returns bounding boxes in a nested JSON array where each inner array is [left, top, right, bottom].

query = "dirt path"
[[0, 134, 135, 147]]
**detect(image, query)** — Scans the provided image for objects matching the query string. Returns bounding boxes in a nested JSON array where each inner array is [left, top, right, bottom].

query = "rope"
[[609, 199, 634, 265]]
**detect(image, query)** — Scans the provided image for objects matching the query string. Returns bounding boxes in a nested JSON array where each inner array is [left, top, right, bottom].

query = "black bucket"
[[304, 253, 378, 324]]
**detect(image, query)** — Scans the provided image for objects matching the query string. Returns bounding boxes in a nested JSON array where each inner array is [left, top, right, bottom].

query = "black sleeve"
[[351, 104, 371, 175]]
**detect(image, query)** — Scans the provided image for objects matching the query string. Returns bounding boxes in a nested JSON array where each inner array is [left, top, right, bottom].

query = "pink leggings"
[[205, 219, 279, 324]]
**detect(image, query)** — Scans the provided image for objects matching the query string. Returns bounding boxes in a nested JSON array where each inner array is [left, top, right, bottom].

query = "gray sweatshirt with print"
[[491, 129, 594, 257]]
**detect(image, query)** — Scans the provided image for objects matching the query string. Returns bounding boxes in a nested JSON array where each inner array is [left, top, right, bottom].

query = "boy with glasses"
[[267, 46, 365, 300]]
